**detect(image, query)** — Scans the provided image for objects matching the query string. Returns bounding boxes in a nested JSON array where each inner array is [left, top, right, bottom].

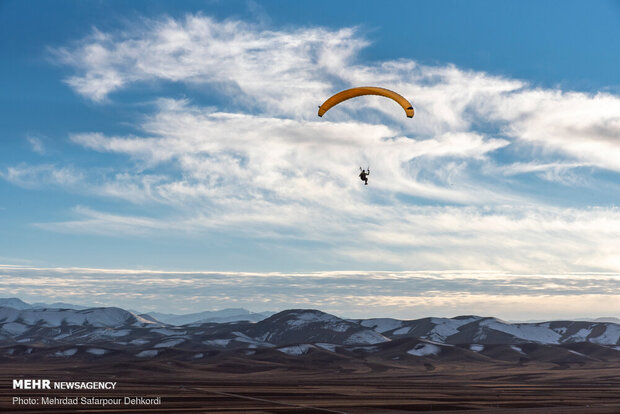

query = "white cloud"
[[0, 266, 618, 319], [69, 100, 508, 206], [26, 134, 46, 154], [55, 15, 366, 117], [34, 206, 167, 236], [55, 14, 620, 171], [348, 205, 620, 272], [7, 14, 617, 273], [489, 90, 620, 171], [494, 161, 593, 186], [1, 164, 83, 189], [343, 61, 620, 175]]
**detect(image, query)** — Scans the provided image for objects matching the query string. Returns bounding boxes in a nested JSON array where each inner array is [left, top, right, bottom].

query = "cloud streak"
[[0, 266, 618, 320]]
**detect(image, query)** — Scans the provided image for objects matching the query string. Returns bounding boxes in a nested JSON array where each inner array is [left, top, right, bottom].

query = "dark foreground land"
[[1, 358, 619, 414]]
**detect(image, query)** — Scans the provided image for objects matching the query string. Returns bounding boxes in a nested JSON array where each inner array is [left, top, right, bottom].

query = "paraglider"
[[317, 86, 414, 118], [317, 87, 414, 186], [359, 167, 370, 185]]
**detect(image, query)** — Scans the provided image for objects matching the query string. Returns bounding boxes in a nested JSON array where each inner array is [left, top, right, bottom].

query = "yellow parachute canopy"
[[318, 86, 414, 118]]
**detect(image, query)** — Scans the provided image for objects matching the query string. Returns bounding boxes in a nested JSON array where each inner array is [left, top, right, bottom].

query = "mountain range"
[[0, 298, 618, 366], [0, 298, 271, 324]]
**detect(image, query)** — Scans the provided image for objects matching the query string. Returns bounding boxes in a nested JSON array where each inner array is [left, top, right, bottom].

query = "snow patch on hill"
[[86, 348, 107, 355], [408, 343, 441, 357], [278, 344, 313, 356], [481, 320, 562, 344], [344, 330, 389, 345], [55, 348, 77, 357], [590, 325, 620, 345], [392, 326, 411, 335], [285, 311, 350, 333], [2, 322, 28, 335], [424, 317, 479, 342], [136, 350, 158, 358], [360, 318, 403, 333], [287, 312, 340, 326], [154, 339, 185, 348], [567, 328, 592, 342], [203, 339, 231, 347], [315, 343, 337, 352], [151, 328, 184, 336], [98, 329, 130, 337]]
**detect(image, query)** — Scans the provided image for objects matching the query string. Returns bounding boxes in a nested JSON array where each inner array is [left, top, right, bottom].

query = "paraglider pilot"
[[359, 167, 369, 185]]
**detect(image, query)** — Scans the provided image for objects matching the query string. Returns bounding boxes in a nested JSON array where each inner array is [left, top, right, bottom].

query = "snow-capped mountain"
[[0, 300, 618, 364], [196, 309, 390, 349], [0, 306, 163, 344], [358, 315, 620, 346]]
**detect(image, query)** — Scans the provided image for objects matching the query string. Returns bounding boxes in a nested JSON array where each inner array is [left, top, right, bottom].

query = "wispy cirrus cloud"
[[25, 134, 46, 154], [488, 89, 620, 171], [54, 15, 365, 117], [3, 14, 620, 274], [1, 164, 84, 189], [494, 161, 593, 186]]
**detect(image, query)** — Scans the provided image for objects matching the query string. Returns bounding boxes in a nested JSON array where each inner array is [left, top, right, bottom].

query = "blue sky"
[[1, 1, 619, 317]]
